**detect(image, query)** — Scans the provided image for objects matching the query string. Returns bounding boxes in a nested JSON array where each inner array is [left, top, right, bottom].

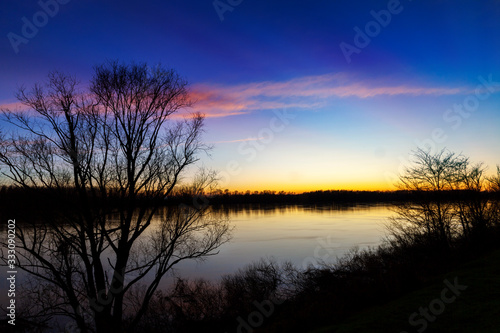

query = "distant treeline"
[[200, 189, 500, 206], [1, 186, 500, 214], [164, 189, 499, 211]]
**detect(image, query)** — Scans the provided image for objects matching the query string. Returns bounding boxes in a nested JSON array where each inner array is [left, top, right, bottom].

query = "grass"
[[309, 249, 500, 333]]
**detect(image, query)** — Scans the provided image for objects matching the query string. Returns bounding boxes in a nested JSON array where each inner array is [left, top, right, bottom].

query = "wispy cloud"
[[0, 101, 26, 111], [1, 73, 482, 119], [210, 137, 264, 144], [188, 73, 476, 118]]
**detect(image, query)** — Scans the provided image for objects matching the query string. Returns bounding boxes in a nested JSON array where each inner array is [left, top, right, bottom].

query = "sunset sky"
[[1, 0, 499, 192]]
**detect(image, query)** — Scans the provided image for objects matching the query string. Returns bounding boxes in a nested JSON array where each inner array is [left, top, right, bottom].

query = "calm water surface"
[[167, 203, 396, 282], [0, 203, 396, 309]]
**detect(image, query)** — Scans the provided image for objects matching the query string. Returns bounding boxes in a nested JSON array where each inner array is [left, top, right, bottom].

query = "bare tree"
[[488, 165, 500, 192], [0, 61, 230, 332], [389, 148, 499, 247], [487, 165, 500, 227], [391, 148, 467, 247], [453, 161, 496, 238]]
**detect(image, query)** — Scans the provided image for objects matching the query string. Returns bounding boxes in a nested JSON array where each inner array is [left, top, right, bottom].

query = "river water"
[[0, 203, 396, 322], [168, 203, 395, 282]]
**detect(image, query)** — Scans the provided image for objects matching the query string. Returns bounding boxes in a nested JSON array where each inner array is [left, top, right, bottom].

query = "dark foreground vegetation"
[[312, 248, 500, 333], [144, 223, 500, 333]]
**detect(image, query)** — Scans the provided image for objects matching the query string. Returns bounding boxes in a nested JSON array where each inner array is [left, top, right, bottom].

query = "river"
[[0, 202, 396, 325]]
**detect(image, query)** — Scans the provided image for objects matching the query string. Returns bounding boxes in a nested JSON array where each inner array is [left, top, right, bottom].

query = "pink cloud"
[[188, 73, 475, 117], [210, 137, 265, 144], [0, 101, 28, 111], [1, 73, 483, 119], [187, 83, 325, 118]]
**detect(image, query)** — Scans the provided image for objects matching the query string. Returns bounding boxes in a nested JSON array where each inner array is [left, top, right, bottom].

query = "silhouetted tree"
[[487, 165, 500, 227], [488, 165, 500, 192], [390, 148, 467, 247], [454, 162, 495, 238], [0, 61, 230, 333], [389, 148, 499, 247]]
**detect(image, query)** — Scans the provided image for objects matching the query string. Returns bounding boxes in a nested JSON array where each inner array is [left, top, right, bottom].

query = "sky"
[[1, 0, 499, 192]]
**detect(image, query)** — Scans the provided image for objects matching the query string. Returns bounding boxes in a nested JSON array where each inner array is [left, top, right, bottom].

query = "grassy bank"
[[311, 249, 500, 333]]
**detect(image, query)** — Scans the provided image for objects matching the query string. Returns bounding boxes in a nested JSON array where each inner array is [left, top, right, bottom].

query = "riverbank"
[[311, 248, 500, 333]]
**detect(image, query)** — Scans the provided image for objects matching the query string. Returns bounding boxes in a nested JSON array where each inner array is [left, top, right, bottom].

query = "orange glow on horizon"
[[219, 182, 397, 194]]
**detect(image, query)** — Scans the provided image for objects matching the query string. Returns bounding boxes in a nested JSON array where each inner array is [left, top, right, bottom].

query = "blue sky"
[[1, 0, 500, 191]]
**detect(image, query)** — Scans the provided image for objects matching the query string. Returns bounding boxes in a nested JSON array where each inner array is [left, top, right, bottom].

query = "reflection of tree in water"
[[388, 148, 500, 249], [0, 62, 231, 333]]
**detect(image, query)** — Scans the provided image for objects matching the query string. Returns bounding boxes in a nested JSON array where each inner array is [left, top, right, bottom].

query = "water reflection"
[[0, 203, 395, 311], [162, 203, 396, 283]]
